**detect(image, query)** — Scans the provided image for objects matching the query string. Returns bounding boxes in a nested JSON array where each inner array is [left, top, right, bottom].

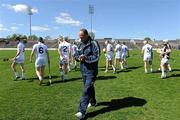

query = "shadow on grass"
[[115, 66, 142, 73], [116, 69, 132, 73], [50, 77, 82, 85], [152, 70, 161, 73], [128, 66, 142, 70], [27, 75, 59, 81], [168, 74, 180, 78], [96, 76, 117, 81], [84, 97, 147, 119], [172, 69, 180, 72]]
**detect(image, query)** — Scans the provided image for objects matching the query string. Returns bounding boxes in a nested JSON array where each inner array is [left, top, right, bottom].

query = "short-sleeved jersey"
[[106, 43, 113, 53], [72, 44, 78, 55], [115, 44, 121, 54], [142, 44, 153, 56], [121, 44, 128, 55], [16, 42, 25, 60], [58, 41, 71, 58], [32, 42, 48, 59]]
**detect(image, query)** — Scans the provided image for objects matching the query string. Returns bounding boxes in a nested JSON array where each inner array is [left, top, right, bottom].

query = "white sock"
[[169, 67, 172, 71], [15, 72, 18, 77], [162, 70, 165, 77], [39, 76, 43, 81], [22, 72, 25, 78]]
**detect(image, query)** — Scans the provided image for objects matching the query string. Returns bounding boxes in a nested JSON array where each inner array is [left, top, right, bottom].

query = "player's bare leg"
[[120, 61, 124, 70], [11, 62, 19, 80], [149, 61, 153, 72], [114, 59, 117, 70], [59, 64, 64, 81], [168, 64, 172, 72], [20, 63, 26, 80], [144, 61, 148, 73], [109, 61, 116, 73], [105, 59, 109, 73], [36, 67, 43, 85], [63, 63, 68, 80], [161, 64, 168, 79]]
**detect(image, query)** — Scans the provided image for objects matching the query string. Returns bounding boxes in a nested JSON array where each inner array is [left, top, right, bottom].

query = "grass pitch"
[[0, 50, 180, 120]]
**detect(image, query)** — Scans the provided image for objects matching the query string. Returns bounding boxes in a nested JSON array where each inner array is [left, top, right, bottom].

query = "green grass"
[[0, 50, 180, 120]]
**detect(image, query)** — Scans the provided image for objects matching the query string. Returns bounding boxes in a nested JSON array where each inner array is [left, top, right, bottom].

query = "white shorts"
[[115, 53, 121, 59], [14, 58, 24, 64], [161, 58, 168, 66], [35, 58, 46, 67], [106, 52, 113, 61], [121, 54, 127, 61], [59, 57, 69, 65], [143, 55, 152, 61]]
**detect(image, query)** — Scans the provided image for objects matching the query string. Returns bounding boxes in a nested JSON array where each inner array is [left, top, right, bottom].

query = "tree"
[[45, 36, 52, 40], [144, 37, 151, 41], [29, 34, 38, 40]]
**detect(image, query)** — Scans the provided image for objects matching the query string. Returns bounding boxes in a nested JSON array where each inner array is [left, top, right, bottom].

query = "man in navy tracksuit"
[[74, 28, 100, 119]]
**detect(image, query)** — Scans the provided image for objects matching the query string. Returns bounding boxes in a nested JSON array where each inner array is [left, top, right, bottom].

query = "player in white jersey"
[[71, 42, 78, 70], [114, 41, 122, 72], [157, 43, 171, 78], [11, 37, 26, 80], [104, 40, 116, 73], [141, 40, 153, 73], [58, 36, 72, 80], [30, 37, 50, 85], [121, 42, 129, 70]]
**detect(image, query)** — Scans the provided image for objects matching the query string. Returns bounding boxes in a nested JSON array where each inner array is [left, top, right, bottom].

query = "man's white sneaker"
[[88, 103, 92, 108], [75, 112, 85, 119], [88, 102, 97, 108]]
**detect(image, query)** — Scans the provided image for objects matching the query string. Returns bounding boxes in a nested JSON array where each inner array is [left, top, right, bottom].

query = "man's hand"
[[79, 55, 86, 62]]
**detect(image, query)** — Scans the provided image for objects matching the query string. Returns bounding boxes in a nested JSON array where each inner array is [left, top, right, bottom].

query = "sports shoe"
[[14, 76, 20, 81], [75, 112, 85, 119], [88, 102, 97, 108], [20, 77, 26, 80], [150, 68, 153, 73], [104, 70, 108, 73]]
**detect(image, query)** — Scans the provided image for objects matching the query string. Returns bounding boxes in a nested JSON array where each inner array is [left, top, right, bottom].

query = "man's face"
[[79, 31, 88, 42]]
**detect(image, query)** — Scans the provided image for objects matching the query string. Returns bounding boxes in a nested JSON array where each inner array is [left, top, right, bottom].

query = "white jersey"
[[115, 44, 121, 58], [106, 43, 113, 53], [32, 42, 48, 60], [142, 44, 153, 57], [58, 41, 71, 59], [121, 44, 128, 55], [16, 42, 25, 60], [72, 44, 78, 55]]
